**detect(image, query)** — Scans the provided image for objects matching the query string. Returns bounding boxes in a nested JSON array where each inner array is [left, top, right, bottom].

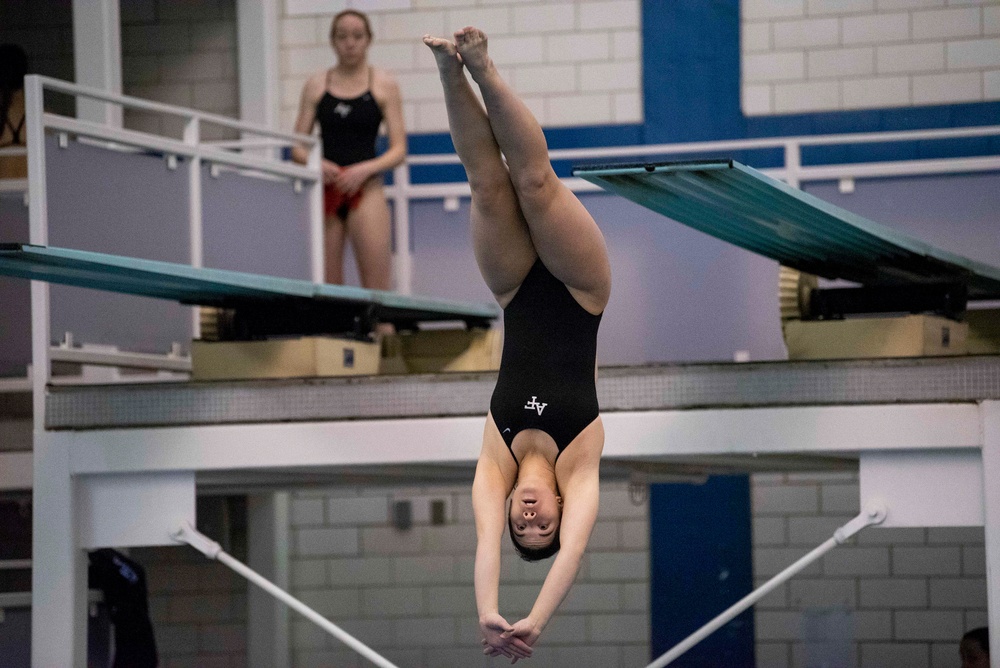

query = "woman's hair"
[[0, 44, 29, 145], [0, 44, 28, 91], [507, 513, 560, 562], [329, 10, 373, 41], [963, 627, 990, 655]]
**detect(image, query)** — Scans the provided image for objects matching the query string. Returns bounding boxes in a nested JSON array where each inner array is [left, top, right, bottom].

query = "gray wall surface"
[[201, 166, 312, 278], [803, 173, 1000, 270], [44, 136, 192, 354]]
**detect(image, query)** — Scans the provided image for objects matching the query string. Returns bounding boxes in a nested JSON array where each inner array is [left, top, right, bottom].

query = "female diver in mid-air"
[[424, 27, 612, 662]]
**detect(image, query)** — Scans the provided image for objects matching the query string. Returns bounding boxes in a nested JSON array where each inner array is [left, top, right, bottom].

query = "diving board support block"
[[172, 522, 400, 668], [645, 505, 887, 668]]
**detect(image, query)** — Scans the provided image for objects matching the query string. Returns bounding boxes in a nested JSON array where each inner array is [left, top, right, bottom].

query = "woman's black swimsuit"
[[489, 259, 602, 463], [315, 68, 383, 167]]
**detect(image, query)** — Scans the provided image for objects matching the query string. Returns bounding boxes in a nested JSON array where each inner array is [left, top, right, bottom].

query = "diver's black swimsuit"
[[489, 259, 602, 462]]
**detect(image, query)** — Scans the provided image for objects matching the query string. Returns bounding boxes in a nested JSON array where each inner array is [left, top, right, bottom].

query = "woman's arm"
[[471, 432, 533, 661], [513, 463, 601, 645], [290, 72, 324, 165], [369, 72, 408, 173]]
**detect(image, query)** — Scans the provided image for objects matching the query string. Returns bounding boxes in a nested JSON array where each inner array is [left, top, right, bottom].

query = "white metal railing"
[[21, 75, 324, 422]]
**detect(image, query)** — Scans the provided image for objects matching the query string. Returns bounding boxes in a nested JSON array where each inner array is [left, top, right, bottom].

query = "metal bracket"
[[834, 501, 887, 544], [171, 521, 221, 560]]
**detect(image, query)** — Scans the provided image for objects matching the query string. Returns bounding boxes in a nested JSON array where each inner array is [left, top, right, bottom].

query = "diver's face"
[[510, 484, 562, 548]]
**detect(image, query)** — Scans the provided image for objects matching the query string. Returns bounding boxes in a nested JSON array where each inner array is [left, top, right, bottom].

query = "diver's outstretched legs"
[[454, 27, 610, 313], [424, 35, 536, 304]]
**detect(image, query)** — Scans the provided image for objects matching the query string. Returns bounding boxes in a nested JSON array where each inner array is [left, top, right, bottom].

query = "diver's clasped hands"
[[480, 613, 539, 663]]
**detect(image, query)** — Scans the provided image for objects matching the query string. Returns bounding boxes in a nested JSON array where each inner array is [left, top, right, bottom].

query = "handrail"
[[406, 124, 1000, 166], [45, 114, 319, 182], [34, 75, 316, 146]]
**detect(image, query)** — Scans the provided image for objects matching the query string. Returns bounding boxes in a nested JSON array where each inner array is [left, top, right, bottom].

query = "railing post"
[[185, 116, 203, 339], [24, 75, 50, 425], [307, 137, 324, 284], [784, 141, 801, 189], [392, 163, 412, 295]]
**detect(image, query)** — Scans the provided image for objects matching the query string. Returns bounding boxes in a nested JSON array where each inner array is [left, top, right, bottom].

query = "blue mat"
[[574, 160, 1000, 300]]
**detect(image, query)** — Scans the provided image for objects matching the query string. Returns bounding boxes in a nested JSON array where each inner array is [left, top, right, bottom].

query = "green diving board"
[[0, 244, 498, 336], [574, 160, 1000, 301]]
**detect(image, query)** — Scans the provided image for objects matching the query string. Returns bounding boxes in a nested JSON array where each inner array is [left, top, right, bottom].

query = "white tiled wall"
[[277, 0, 643, 134], [742, 0, 1000, 115], [121, 0, 240, 140]]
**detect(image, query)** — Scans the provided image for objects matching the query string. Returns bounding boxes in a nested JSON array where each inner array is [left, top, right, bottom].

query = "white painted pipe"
[[172, 522, 399, 668], [646, 504, 886, 668]]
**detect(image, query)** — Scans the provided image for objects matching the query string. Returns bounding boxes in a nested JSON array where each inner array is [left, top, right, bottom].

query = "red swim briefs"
[[324, 182, 364, 220]]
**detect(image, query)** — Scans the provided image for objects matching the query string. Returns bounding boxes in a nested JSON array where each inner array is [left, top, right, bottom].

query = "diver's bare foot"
[[454, 26, 493, 81], [423, 34, 465, 80]]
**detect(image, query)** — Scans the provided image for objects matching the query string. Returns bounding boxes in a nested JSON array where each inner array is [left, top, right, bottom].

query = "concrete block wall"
[[742, 0, 1000, 115], [121, 0, 241, 140], [752, 471, 988, 668], [131, 468, 988, 668], [133, 543, 249, 668], [278, 1, 643, 135], [287, 479, 650, 668]]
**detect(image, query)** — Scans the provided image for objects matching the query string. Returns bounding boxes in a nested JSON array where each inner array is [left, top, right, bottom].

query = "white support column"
[[247, 492, 291, 668], [72, 0, 122, 126], [26, 72, 85, 668], [31, 432, 87, 668], [237, 0, 280, 132], [982, 400, 1000, 668]]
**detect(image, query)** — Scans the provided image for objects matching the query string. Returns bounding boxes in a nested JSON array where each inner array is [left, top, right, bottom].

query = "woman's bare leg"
[[346, 181, 393, 291], [424, 34, 536, 304], [324, 216, 347, 285], [454, 27, 611, 313]]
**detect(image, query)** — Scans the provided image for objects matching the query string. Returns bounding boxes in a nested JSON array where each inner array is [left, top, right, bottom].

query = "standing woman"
[[425, 27, 611, 662], [292, 10, 406, 289], [0, 44, 29, 180]]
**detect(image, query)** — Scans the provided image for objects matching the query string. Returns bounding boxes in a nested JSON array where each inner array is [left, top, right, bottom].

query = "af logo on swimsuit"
[[334, 102, 352, 118], [524, 396, 547, 415]]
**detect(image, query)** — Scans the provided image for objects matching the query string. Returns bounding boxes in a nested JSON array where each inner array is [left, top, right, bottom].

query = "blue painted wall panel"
[[650, 476, 754, 666]]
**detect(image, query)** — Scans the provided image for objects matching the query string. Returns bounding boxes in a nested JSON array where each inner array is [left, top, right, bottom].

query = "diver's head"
[[507, 483, 562, 561]]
